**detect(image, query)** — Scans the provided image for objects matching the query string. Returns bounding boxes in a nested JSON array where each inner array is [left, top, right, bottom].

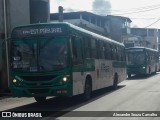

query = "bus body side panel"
[[72, 58, 95, 96], [112, 61, 126, 83], [72, 58, 126, 96], [94, 59, 114, 90]]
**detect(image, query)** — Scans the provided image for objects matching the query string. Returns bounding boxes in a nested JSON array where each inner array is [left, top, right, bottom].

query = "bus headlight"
[[12, 78, 22, 86], [63, 77, 67, 82], [143, 67, 145, 69], [13, 79, 17, 83], [56, 75, 70, 85]]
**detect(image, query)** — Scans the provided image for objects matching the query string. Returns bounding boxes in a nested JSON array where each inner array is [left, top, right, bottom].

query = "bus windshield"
[[11, 37, 68, 72], [127, 52, 145, 65]]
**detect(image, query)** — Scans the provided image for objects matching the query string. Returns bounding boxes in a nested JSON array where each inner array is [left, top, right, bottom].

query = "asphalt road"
[[1, 73, 160, 120]]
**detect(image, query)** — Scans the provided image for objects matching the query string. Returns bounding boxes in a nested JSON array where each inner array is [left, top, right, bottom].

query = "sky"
[[50, 0, 160, 29]]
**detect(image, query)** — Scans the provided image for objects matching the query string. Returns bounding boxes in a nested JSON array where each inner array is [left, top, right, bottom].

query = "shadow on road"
[[2, 85, 125, 119]]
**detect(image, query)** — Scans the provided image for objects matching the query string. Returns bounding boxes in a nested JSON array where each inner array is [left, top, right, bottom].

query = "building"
[[158, 29, 160, 53], [50, 11, 107, 36], [130, 28, 158, 50], [106, 15, 132, 43], [50, 11, 132, 43], [0, 0, 50, 92]]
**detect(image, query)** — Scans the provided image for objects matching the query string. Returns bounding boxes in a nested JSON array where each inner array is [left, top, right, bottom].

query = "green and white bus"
[[126, 47, 159, 78], [10, 22, 126, 102]]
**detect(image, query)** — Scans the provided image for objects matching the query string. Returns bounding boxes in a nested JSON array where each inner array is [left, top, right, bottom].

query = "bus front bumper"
[[10, 85, 72, 97], [127, 67, 146, 75]]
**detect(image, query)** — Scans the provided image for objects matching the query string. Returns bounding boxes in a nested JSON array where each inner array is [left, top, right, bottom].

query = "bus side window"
[[110, 44, 114, 60], [102, 42, 105, 59], [121, 48, 125, 61], [115, 46, 118, 60], [96, 40, 99, 59], [84, 37, 91, 58], [71, 36, 83, 65], [98, 41, 105, 59], [91, 38, 97, 58], [104, 43, 108, 60], [109, 44, 112, 60]]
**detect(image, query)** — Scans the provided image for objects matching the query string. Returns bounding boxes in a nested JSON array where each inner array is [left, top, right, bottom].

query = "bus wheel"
[[128, 74, 131, 78], [34, 97, 46, 103], [83, 79, 92, 101], [149, 67, 151, 75], [112, 73, 118, 89]]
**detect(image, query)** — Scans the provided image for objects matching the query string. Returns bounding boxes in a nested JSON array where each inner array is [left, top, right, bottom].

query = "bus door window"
[[71, 36, 83, 65]]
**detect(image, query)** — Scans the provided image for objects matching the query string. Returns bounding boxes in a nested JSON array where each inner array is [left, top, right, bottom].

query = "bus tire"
[[128, 74, 131, 78], [112, 73, 118, 89], [154, 66, 157, 74], [83, 79, 92, 101], [149, 67, 151, 75], [34, 97, 46, 103]]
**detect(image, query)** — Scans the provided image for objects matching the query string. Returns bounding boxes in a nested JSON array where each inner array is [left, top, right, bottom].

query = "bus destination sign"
[[22, 27, 62, 35], [11, 25, 68, 38], [127, 49, 144, 52]]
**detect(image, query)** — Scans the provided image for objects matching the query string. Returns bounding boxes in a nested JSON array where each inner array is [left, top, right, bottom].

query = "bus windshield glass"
[[127, 52, 145, 65], [11, 37, 68, 72]]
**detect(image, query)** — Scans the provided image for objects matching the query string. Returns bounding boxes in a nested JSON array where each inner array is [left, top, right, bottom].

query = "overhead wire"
[[144, 18, 160, 28], [110, 6, 160, 15], [62, 3, 160, 28], [63, 3, 160, 15], [110, 4, 160, 12]]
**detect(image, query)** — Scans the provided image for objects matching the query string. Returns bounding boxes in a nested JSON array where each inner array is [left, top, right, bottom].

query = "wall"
[[0, 0, 50, 92], [107, 17, 123, 42], [131, 28, 158, 50], [9, 0, 30, 31], [30, 0, 50, 23]]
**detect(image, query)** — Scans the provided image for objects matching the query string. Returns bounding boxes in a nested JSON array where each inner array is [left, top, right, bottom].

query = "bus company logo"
[[101, 63, 109, 72], [2, 112, 11, 117]]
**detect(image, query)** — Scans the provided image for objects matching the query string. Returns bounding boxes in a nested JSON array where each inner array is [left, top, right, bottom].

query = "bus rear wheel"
[[112, 73, 118, 89], [34, 97, 46, 103], [128, 74, 131, 78], [83, 80, 92, 101]]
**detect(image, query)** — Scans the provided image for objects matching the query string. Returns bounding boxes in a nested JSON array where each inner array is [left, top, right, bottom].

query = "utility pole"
[[58, 6, 63, 22], [3, 0, 10, 87]]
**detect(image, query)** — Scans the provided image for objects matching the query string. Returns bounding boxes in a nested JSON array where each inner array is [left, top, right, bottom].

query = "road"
[[1, 73, 160, 120]]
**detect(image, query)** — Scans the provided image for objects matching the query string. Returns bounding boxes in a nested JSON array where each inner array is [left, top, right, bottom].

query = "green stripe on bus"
[[112, 61, 126, 68]]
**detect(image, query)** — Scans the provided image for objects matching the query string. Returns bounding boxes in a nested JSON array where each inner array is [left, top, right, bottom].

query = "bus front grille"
[[20, 75, 57, 81], [28, 89, 49, 94]]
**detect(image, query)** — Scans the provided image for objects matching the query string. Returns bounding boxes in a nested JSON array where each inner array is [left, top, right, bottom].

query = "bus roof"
[[126, 47, 158, 52], [12, 22, 124, 47], [66, 22, 124, 47]]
